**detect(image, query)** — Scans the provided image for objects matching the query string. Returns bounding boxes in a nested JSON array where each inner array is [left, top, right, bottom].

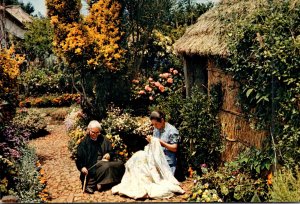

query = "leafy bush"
[[188, 165, 270, 202], [19, 93, 81, 108], [269, 167, 300, 202], [153, 89, 185, 128], [222, 0, 300, 168], [14, 146, 50, 202], [0, 125, 30, 160], [67, 126, 86, 159], [180, 86, 223, 169], [225, 147, 273, 179], [50, 108, 69, 121], [0, 156, 18, 198], [0, 130, 49, 202], [19, 65, 73, 97], [12, 109, 47, 138]]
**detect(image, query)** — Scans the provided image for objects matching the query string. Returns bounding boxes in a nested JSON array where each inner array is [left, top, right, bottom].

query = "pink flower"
[[159, 85, 165, 92], [167, 78, 173, 84], [149, 96, 154, 100], [138, 90, 146, 95], [148, 77, 154, 82], [132, 79, 139, 84], [173, 70, 178, 75], [169, 68, 174, 72], [154, 82, 161, 87], [145, 85, 152, 92], [162, 73, 170, 79], [159, 74, 163, 78]]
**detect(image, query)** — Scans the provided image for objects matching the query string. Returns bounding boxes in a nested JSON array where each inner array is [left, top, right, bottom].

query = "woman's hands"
[[102, 153, 110, 161], [145, 135, 152, 143]]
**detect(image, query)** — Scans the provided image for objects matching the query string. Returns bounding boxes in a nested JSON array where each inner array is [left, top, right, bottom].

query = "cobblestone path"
[[29, 124, 192, 202]]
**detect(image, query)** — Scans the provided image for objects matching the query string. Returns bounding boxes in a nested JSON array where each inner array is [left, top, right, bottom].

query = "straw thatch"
[[174, 0, 267, 57]]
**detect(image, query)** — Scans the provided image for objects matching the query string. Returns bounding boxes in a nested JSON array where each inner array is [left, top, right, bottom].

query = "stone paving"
[[29, 124, 192, 203]]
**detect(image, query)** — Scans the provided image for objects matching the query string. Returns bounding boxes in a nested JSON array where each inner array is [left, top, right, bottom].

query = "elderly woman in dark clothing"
[[75, 120, 125, 194]]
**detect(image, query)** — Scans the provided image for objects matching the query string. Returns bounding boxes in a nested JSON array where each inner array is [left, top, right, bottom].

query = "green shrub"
[[189, 165, 270, 202], [12, 109, 47, 138], [19, 65, 73, 97], [14, 146, 48, 202], [226, 147, 273, 179], [269, 167, 300, 202], [180, 86, 223, 169], [153, 89, 185, 128], [222, 0, 300, 168], [50, 108, 69, 121], [0, 156, 18, 198]]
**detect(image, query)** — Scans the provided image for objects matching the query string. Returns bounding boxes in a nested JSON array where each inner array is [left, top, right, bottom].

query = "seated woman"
[[111, 112, 184, 199], [75, 120, 125, 194], [147, 110, 180, 175]]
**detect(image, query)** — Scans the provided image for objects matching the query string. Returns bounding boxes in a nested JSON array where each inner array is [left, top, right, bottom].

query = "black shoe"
[[85, 187, 94, 194]]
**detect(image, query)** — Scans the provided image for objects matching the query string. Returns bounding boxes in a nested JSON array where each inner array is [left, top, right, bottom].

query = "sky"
[[20, 0, 219, 17]]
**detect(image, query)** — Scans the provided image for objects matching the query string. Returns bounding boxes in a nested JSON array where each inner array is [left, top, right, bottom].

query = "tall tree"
[[23, 18, 54, 61], [46, 0, 126, 119]]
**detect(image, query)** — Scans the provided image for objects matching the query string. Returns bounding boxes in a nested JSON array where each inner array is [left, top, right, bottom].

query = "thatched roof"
[[5, 5, 33, 25], [174, 0, 267, 57]]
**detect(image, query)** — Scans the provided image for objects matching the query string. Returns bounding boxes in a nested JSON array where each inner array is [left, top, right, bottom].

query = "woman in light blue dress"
[[146, 110, 180, 175]]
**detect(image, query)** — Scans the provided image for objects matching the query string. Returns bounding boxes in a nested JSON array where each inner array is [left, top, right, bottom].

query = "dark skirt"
[[80, 160, 125, 189]]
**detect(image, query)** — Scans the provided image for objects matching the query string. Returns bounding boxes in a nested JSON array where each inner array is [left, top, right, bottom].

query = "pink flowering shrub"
[[131, 68, 184, 106]]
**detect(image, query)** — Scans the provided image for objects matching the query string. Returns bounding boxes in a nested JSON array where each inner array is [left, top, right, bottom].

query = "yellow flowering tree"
[[0, 46, 25, 122], [46, 0, 126, 118]]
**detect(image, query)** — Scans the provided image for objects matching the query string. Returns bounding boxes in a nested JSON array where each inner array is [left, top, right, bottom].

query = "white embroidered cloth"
[[111, 137, 185, 199]]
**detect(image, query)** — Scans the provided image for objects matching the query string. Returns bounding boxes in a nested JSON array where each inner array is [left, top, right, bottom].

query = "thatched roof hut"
[[174, 0, 268, 161], [174, 0, 267, 57], [0, 5, 33, 39]]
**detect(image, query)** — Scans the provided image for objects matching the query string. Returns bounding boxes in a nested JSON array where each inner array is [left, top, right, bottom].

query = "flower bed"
[[19, 93, 80, 108]]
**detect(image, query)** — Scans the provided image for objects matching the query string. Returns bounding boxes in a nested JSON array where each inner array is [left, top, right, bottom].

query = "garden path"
[[29, 123, 192, 202]]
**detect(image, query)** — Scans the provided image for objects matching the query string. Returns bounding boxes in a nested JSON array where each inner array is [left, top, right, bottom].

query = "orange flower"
[[159, 85, 165, 92], [167, 78, 173, 84], [188, 167, 194, 178], [119, 151, 124, 155], [267, 172, 272, 185]]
